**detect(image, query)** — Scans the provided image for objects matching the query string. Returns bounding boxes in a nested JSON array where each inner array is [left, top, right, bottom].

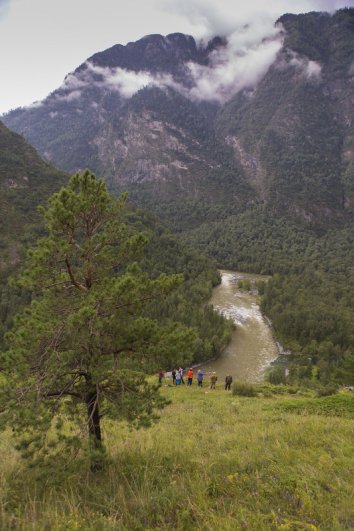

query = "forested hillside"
[[0, 121, 67, 271], [2, 9, 354, 385], [0, 129, 232, 365], [217, 9, 354, 221]]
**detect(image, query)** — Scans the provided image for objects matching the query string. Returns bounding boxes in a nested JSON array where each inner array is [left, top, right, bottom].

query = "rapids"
[[200, 270, 278, 383]]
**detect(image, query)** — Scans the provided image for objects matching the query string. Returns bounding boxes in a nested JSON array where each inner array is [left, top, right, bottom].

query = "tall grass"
[[0, 386, 353, 529], [232, 381, 258, 397]]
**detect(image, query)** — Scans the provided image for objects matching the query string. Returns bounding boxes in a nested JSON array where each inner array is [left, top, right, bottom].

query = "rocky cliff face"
[[3, 9, 354, 226]]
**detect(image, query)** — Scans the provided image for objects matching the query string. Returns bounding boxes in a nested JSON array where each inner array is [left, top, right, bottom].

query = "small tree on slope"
[[0, 170, 196, 470]]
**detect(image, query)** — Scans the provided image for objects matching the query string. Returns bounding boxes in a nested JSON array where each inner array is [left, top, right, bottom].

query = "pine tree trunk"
[[86, 389, 104, 472]]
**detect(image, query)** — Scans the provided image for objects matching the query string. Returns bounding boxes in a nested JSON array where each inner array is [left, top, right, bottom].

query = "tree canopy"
[[0, 170, 197, 470]]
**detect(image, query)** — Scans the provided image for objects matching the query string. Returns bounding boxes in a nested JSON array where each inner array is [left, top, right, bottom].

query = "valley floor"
[[0, 384, 353, 530]]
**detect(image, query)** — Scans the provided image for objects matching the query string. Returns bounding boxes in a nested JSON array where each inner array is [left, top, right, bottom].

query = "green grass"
[[0, 385, 353, 530], [273, 393, 354, 419]]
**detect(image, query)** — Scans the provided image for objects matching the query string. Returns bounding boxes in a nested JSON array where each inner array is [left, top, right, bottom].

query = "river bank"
[[200, 270, 278, 382]]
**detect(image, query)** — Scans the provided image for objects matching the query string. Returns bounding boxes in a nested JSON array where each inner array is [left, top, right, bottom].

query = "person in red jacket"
[[187, 368, 193, 386]]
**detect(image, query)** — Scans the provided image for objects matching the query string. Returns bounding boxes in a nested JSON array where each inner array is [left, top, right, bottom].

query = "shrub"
[[232, 381, 258, 397], [267, 366, 288, 385], [316, 384, 339, 397]]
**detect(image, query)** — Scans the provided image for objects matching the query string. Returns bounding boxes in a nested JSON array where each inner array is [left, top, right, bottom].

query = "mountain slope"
[[2, 33, 252, 212], [3, 10, 354, 227], [216, 9, 354, 221], [0, 121, 233, 364], [0, 385, 353, 529], [0, 121, 67, 270]]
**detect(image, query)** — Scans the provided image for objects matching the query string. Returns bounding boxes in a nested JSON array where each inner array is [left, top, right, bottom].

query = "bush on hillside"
[[232, 381, 258, 397], [267, 366, 288, 385], [316, 384, 339, 397]]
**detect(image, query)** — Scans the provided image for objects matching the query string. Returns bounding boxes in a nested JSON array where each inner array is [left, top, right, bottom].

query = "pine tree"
[[0, 170, 196, 470]]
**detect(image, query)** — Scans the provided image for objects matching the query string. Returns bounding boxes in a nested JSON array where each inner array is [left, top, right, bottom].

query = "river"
[[200, 270, 278, 383]]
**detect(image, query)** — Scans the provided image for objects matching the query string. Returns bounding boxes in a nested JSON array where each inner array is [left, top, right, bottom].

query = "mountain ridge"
[[2, 8, 354, 227]]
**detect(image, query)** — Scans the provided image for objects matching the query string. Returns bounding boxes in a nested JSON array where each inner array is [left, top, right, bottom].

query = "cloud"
[[61, 20, 283, 105], [57, 90, 82, 102], [85, 63, 158, 97], [52, 12, 285, 105], [159, 0, 354, 39], [0, 0, 10, 18], [186, 19, 283, 102], [310, 0, 354, 11], [61, 62, 182, 100], [2, 0, 353, 113], [287, 51, 322, 80], [306, 60, 322, 78], [187, 40, 283, 102]]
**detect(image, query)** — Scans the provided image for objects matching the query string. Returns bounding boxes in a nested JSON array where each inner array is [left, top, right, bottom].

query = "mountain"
[[217, 9, 354, 221], [3, 9, 354, 228], [2, 33, 252, 222], [0, 120, 67, 271]]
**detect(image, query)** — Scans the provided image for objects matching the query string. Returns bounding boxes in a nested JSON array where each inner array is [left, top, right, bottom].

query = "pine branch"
[[65, 257, 87, 291]]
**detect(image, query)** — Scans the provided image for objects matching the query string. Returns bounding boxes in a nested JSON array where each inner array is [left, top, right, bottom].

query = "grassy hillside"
[[0, 384, 352, 529]]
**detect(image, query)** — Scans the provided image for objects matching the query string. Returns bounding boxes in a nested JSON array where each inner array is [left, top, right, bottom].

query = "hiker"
[[187, 368, 193, 386], [179, 367, 185, 385], [172, 369, 177, 385], [225, 374, 233, 390], [197, 370, 204, 387], [210, 372, 217, 389], [175, 370, 181, 385], [158, 369, 164, 384]]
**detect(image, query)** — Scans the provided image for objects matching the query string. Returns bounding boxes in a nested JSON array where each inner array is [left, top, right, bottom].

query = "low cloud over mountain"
[[55, 17, 283, 105]]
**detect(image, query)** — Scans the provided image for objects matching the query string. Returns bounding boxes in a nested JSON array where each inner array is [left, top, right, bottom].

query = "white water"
[[200, 270, 278, 383]]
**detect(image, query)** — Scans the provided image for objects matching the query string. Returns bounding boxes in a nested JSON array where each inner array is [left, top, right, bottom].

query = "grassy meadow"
[[0, 382, 353, 530]]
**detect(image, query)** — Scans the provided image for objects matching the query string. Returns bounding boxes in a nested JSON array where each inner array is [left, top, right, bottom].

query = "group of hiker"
[[158, 367, 233, 390]]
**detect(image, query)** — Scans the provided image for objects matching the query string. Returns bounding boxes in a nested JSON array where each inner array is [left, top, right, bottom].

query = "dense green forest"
[[181, 206, 354, 386], [0, 121, 67, 270], [0, 185, 233, 366]]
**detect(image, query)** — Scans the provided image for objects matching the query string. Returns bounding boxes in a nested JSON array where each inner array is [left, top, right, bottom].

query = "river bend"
[[200, 270, 278, 383]]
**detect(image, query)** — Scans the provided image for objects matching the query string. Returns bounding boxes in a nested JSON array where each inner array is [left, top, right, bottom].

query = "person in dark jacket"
[[172, 369, 177, 385], [197, 370, 204, 387], [158, 369, 164, 384], [225, 374, 233, 390]]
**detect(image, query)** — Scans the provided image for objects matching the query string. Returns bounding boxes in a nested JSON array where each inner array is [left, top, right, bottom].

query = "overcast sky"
[[0, 0, 353, 114]]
